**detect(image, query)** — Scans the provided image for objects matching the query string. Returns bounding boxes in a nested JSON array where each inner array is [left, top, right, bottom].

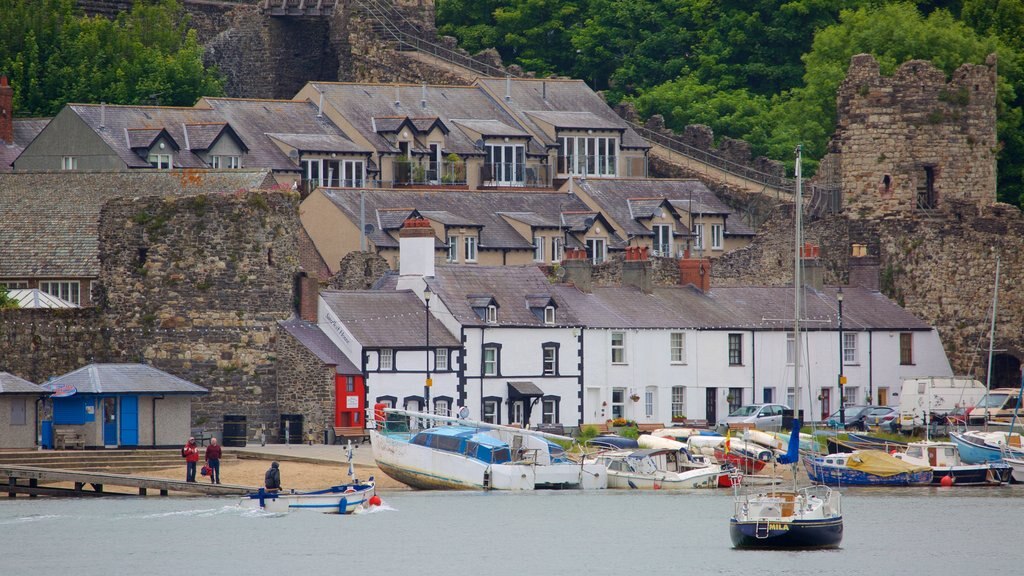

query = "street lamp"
[[424, 287, 432, 417], [837, 287, 845, 427]]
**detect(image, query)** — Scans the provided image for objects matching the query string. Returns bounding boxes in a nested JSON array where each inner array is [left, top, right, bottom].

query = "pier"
[[1, 465, 256, 498]]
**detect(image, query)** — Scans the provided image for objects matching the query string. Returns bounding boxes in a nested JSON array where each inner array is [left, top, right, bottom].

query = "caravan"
[[897, 377, 987, 431]]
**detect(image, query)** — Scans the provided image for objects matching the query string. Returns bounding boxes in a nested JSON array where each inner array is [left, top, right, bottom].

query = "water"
[[3, 486, 1021, 576]]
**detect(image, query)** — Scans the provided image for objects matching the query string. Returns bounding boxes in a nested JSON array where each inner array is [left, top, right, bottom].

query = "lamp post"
[[424, 287, 432, 416], [837, 287, 846, 427]]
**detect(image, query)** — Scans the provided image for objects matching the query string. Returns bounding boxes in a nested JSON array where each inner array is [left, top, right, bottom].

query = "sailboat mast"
[[794, 145, 803, 421], [984, 253, 1000, 425]]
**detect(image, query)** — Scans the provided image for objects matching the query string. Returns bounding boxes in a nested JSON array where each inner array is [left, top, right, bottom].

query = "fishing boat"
[[588, 448, 724, 489], [729, 145, 843, 550], [892, 440, 1011, 485], [803, 450, 933, 486], [239, 480, 377, 514], [370, 408, 606, 490]]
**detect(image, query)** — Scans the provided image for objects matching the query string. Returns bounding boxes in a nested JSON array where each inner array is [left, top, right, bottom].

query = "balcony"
[[557, 154, 617, 178], [394, 159, 467, 187], [480, 163, 551, 188]]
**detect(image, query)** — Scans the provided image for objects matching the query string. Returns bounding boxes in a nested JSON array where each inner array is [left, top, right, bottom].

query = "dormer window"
[[211, 155, 240, 169], [544, 306, 555, 325], [486, 304, 497, 323], [469, 295, 498, 323], [148, 152, 172, 169], [527, 295, 557, 323]]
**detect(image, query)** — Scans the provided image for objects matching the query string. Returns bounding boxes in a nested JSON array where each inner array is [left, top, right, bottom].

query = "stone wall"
[[274, 330, 336, 442], [829, 54, 998, 219], [328, 251, 391, 289], [0, 308, 120, 384]]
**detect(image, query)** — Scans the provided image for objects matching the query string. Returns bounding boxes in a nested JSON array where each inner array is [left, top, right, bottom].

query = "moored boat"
[[803, 450, 933, 486], [949, 431, 1024, 464], [588, 448, 724, 489], [893, 440, 1010, 485], [239, 479, 377, 514]]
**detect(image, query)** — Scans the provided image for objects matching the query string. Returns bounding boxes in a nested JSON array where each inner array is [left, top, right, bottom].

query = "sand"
[[143, 459, 409, 491]]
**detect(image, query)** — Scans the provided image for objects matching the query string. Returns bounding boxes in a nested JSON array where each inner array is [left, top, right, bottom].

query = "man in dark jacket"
[[265, 461, 281, 492], [204, 437, 222, 484]]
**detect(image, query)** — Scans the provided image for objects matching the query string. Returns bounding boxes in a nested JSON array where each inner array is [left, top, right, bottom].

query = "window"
[[486, 304, 497, 324], [447, 236, 458, 262], [645, 389, 654, 418], [763, 387, 775, 404], [434, 399, 450, 418], [671, 386, 686, 420], [61, 156, 77, 170], [787, 387, 795, 411], [345, 376, 355, 393], [786, 332, 795, 365], [210, 155, 240, 169], [728, 387, 743, 413], [670, 332, 685, 363], [552, 237, 564, 262], [587, 238, 606, 264], [40, 281, 80, 306], [843, 332, 858, 364], [0, 281, 28, 289], [341, 159, 365, 187], [486, 144, 525, 186], [148, 153, 172, 169], [900, 332, 914, 365], [435, 348, 448, 371], [543, 345, 557, 375], [844, 386, 859, 406], [511, 401, 525, 425], [465, 236, 478, 262], [542, 399, 557, 424], [692, 223, 704, 250], [611, 388, 626, 419], [728, 333, 743, 366], [544, 306, 555, 325], [533, 236, 544, 262], [483, 399, 499, 424], [483, 346, 498, 375], [653, 225, 672, 257], [11, 398, 27, 426], [711, 224, 723, 250], [379, 349, 394, 370], [611, 332, 626, 364], [559, 136, 617, 177]]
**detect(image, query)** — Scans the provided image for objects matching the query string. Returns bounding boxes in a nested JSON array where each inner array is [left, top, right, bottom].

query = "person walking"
[[182, 437, 200, 482], [264, 461, 281, 492], [204, 437, 222, 484]]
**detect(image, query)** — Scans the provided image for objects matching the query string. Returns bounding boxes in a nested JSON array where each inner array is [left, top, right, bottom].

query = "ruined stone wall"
[[274, 330, 336, 442], [328, 251, 391, 289], [830, 54, 998, 219], [0, 308, 122, 384]]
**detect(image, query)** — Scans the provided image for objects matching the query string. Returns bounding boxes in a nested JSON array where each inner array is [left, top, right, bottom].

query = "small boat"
[[588, 435, 640, 449], [714, 440, 772, 474], [638, 435, 736, 487], [588, 448, 724, 489], [1002, 453, 1024, 483], [239, 479, 377, 514], [949, 431, 1024, 464], [892, 440, 1011, 485], [803, 450, 933, 486], [370, 408, 607, 490], [826, 432, 907, 454]]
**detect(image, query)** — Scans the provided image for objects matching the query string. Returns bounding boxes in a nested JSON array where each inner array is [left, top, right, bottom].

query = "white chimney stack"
[[399, 216, 436, 278]]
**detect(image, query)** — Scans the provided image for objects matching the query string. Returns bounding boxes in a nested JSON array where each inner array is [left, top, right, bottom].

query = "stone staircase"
[[0, 449, 237, 474]]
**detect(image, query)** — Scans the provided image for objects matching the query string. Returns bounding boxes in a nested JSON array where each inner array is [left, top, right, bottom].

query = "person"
[[204, 437, 222, 484], [182, 437, 199, 482], [265, 461, 281, 492]]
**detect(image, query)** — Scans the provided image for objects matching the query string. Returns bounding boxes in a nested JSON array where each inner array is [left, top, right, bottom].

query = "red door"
[[335, 374, 365, 427]]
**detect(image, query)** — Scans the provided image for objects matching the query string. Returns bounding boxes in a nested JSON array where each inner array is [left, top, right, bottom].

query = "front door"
[[119, 396, 139, 446], [878, 387, 888, 406], [706, 388, 717, 424], [820, 388, 831, 421], [102, 397, 118, 447]]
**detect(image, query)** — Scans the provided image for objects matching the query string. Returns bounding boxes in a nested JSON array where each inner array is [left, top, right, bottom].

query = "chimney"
[[560, 248, 592, 293], [294, 272, 320, 322], [678, 250, 712, 293], [622, 247, 652, 294], [801, 242, 824, 291], [421, 82, 427, 109], [399, 217, 436, 278], [1, 75, 14, 144], [100, 102, 106, 130], [394, 85, 401, 107], [542, 81, 547, 101], [317, 92, 324, 117], [849, 244, 880, 291], [505, 75, 511, 102]]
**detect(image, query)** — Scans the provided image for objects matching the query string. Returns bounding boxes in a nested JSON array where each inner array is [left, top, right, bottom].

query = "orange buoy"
[[940, 475, 954, 487], [369, 495, 382, 506]]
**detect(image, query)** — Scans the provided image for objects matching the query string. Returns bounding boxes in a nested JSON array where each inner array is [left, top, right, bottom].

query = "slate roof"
[[318, 188, 596, 250], [426, 265, 578, 327], [525, 110, 625, 131], [266, 133, 368, 154], [0, 372, 48, 395], [44, 363, 208, 395], [474, 78, 649, 149], [319, 290, 460, 348], [278, 318, 360, 373], [308, 83, 547, 157], [0, 170, 275, 277], [450, 119, 530, 138], [1, 118, 50, 172]]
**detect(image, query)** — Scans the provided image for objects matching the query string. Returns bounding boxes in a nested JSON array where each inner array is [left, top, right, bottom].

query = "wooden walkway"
[[1, 465, 257, 498]]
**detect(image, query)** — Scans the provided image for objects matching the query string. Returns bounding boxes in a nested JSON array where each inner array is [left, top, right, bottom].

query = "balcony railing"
[[394, 159, 467, 186], [556, 155, 617, 178], [480, 163, 551, 187]]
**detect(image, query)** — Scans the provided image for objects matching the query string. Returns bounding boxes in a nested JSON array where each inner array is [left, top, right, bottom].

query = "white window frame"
[[435, 348, 448, 371], [587, 238, 606, 265], [670, 332, 685, 364], [653, 224, 672, 257], [434, 399, 450, 418], [560, 135, 617, 177], [787, 387, 795, 411], [533, 236, 544, 262], [611, 387, 626, 419], [786, 332, 795, 365], [552, 237, 564, 263], [671, 386, 686, 420], [465, 236, 478, 262], [210, 155, 240, 169], [447, 235, 458, 262], [844, 385, 859, 406], [711, 224, 723, 250], [486, 143, 526, 186], [544, 306, 555, 325], [692, 223, 705, 250], [341, 159, 365, 187], [40, 281, 80, 306], [1, 281, 29, 289], [512, 401, 525, 425], [644, 389, 655, 418], [148, 153, 172, 169], [543, 346, 557, 375], [61, 156, 78, 170], [483, 400, 499, 424], [542, 399, 556, 424], [483, 346, 498, 375], [843, 332, 858, 364], [486, 305, 497, 324], [611, 332, 626, 364], [379, 348, 394, 370]]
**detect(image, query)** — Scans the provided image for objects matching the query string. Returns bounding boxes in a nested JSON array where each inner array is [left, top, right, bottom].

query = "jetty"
[[1, 464, 255, 497]]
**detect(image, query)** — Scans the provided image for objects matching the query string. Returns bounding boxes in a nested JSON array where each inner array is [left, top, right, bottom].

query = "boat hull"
[[803, 456, 933, 486], [931, 464, 1012, 486], [240, 484, 375, 514], [730, 518, 843, 549], [606, 468, 721, 490], [714, 449, 767, 474]]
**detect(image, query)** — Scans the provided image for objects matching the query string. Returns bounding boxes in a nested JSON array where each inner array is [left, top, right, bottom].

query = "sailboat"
[[729, 145, 844, 549]]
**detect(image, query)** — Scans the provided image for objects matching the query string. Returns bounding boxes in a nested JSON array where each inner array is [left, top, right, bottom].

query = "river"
[[2, 486, 1019, 575]]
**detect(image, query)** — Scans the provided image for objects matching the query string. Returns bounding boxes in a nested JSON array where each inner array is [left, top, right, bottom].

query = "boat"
[[826, 432, 908, 454], [1002, 452, 1024, 483], [588, 435, 640, 449], [729, 145, 843, 550], [803, 450, 933, 486], [370, 408, 607, 490], [587, 448, 724, 489], [239, 480, 377, 514], [638, 434, 736, 487], [949, 431, 1024, 464], [713, 440, 772, 474], [892, 440, 1010, 485]]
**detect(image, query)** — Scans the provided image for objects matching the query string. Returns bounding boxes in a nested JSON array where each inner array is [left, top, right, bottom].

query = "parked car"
[[825, 405, 873, 430], [863, 406, 898, 430], [716, 403, 790, 433]]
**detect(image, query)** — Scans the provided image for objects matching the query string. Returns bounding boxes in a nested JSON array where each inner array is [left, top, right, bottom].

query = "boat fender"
[[339, 496, 348, 514], [369, 495, 382, 507], [940, 475, 954, 487]]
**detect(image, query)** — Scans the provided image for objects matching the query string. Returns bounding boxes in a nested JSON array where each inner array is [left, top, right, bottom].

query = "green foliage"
[[617, 425, 640, 439], [577, 424, 599, 442], [0, 285, 17, 309], [0, 0, 223, 117]]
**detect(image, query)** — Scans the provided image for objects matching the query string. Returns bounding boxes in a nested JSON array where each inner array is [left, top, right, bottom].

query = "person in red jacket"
[[182, 437, 200, 482], [204, 437, 222, 484]]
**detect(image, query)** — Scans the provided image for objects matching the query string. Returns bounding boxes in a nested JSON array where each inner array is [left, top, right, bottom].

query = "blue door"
[[120, 396, 139, 446], [102, 397, 118, 446]]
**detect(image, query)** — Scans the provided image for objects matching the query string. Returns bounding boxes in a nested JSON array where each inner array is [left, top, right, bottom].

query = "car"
[[716, 403, 790, 433], [862, 406, 898, 430], [825, 405, 874, 430]]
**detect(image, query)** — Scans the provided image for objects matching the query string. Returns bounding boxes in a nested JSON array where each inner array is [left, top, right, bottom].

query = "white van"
[[897, 377, 987, 429]]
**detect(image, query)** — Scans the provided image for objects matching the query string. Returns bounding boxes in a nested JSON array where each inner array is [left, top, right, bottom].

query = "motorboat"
[[370, 408, 606, 490], [587, 448, 724, 489], [949, 431, 1024, 464], [239, 479, 377, 514], [713, 440, 773, 474], [803, 450, 933, 486], [891, 440, 1011, 485]]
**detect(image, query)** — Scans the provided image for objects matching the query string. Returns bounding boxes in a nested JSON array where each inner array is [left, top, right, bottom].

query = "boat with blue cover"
[[370, 408, 606, 490], [803, 450, 933, 486]]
